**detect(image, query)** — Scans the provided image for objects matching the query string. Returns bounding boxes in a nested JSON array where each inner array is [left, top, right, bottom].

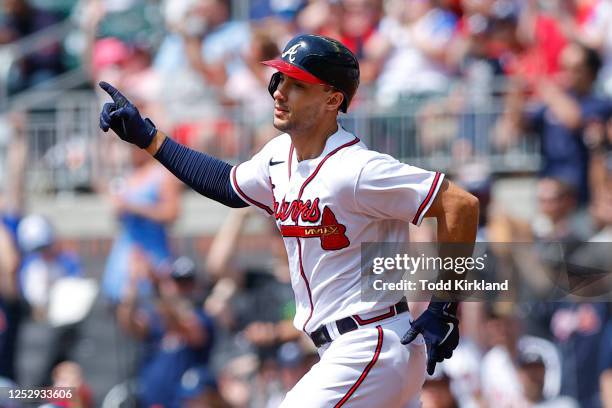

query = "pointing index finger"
[[99, 81, 127, 107]]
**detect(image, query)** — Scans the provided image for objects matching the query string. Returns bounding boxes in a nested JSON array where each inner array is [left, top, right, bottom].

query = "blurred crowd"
[[3, 0, 612, 198], [1, 0, 612, 407], [2, 142, 612, 407]]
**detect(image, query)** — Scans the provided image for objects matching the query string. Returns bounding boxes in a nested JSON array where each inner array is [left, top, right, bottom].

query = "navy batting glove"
[[99, 81, 157, 149], [401, 302, 459, 375]]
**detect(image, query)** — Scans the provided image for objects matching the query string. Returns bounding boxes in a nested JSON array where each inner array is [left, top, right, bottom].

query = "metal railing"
[[0, 19, 79, 111], [345, 95, 540, 173], [24, 92, 100, 193], [0, 90, 540, 195]]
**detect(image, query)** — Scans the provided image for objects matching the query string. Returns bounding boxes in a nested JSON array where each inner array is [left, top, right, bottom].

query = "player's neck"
[[291, 120, 339, 162]]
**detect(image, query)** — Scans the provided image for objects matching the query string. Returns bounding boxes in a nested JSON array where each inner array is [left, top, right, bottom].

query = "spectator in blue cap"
[[16, 214, 86, 386]]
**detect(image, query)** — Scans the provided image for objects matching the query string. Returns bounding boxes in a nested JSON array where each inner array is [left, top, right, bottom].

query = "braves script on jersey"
[[230, 125, 444, 333]]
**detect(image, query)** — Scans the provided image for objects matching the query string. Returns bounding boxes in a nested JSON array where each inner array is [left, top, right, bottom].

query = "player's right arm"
[[353, 153, 479, 374], [401, 179, 479, 374], [98, 81, 249, 209]]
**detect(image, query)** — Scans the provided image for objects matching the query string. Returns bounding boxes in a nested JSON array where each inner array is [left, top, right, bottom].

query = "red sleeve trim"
[[411, 172, 442, 225], [231, 165, 274, 215], [334, 326, 384, 407]]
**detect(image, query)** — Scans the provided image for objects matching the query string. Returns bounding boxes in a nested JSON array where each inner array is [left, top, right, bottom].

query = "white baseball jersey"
[[230, 125, 444, 334]]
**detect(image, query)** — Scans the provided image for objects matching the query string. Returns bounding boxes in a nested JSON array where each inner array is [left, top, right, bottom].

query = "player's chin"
[[273, 116, 291, 131]]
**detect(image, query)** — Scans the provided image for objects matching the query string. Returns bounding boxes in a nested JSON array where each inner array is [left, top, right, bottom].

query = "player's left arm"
[[402, 179, 479, 375]]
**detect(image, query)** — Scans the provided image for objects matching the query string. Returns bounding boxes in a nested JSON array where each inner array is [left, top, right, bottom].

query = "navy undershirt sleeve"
[[154, 137, 248, 208]]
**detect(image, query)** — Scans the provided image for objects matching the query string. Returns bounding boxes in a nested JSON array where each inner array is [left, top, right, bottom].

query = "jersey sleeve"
[[354, 154, 444, 225], [230, 141, 276, 217]]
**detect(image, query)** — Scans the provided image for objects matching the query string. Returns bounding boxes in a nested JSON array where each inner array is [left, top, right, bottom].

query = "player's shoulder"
[[325, 129, 400, 186], [338, 132, 401, 169], [338, 132, 434, 184]]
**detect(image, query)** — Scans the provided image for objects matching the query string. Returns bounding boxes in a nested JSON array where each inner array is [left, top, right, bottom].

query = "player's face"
[[272, 74, 335, 133]]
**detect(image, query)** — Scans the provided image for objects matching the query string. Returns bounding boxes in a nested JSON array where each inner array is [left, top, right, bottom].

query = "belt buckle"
[[310, 325, 332, 348]]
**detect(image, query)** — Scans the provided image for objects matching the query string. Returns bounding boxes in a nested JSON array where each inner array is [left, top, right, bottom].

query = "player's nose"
[[273, 80, 288, 102]]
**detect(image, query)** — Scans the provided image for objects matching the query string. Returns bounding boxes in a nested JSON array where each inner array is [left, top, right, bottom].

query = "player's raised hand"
[[401, 302, 459, 375], [98, 81, 157, 149]]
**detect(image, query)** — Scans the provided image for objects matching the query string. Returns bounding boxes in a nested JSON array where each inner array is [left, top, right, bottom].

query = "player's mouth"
[[274, 106, 289, 117]]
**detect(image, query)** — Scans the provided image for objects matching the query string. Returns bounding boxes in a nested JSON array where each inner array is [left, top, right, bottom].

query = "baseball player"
[[99, 34, 479, 407]]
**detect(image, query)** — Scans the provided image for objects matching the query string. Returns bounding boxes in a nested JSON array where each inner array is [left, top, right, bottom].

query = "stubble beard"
[[272, 104, 321, 134]]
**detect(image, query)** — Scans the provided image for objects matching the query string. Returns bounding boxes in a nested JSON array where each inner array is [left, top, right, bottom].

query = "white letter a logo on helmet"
[[282, 44, 301, 63]]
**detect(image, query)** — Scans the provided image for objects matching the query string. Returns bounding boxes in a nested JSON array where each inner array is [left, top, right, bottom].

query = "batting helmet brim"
[[261, 59, 328, 86]]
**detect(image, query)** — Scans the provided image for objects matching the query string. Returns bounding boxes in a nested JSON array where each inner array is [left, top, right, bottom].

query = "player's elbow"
[[439, 187, 480, 227], [438, 189, 479, 243], [464, 192, 480, 218], [459, 191, 480, 227]]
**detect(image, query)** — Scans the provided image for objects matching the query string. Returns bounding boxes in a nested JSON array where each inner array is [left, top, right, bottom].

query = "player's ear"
[[325, 90, 344, 112]]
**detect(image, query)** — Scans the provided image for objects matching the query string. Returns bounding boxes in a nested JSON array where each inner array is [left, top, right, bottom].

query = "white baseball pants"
[[280, 311, 427, 408]]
